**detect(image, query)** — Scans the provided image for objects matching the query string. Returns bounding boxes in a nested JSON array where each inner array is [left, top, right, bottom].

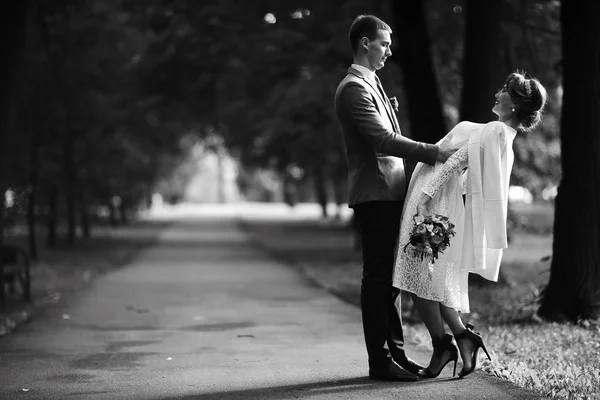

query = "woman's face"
[[492, 85, 515, 122]]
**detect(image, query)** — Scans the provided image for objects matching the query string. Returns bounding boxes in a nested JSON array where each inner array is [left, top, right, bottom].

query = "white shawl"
[[462, 121, 516, 281]]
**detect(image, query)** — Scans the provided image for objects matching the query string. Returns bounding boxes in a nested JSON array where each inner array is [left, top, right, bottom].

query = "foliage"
[[28, 0, 559, 203], [2, 0, 199, 241], [506, 0, 562, 198], [426, 0, 562, 198], [481, 322, 600, 400], [0, 1, 567, 250]]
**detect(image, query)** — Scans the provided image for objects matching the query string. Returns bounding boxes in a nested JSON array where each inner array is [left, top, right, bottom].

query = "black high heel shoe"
[[455, 323, 492, 378], [418, 334, 459, 378]]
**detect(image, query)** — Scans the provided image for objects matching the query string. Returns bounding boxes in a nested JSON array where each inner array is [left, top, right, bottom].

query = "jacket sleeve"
[[481, 122, 509, 249], [338, 82, 439, 165]]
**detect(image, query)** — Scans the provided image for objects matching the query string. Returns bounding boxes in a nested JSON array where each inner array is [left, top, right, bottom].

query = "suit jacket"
[[462, 121, 516, 281], [334, 66, 439, 207]]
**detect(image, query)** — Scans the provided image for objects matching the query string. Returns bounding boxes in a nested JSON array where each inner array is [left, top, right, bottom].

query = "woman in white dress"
[[392, 71, 547, 378]]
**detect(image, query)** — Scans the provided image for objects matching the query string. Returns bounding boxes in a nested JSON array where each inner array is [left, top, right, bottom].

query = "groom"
[[334, 15, 458, 381]]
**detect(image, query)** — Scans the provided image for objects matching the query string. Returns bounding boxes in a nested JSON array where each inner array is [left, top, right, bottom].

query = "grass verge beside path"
[[0, 219, 172, 337], [239, 213, 600, 400]]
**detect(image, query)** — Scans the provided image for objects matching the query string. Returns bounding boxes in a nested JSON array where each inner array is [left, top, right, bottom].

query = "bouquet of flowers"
[[403, 214, 456, 262]]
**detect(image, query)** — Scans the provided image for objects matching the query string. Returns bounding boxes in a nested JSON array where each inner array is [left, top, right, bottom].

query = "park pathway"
[[0, 208, 544, 399]]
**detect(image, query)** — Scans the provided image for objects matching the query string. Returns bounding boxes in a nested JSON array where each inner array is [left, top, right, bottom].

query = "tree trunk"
[[0, 2, 31, 278], [458, 0, 513, 287], [119, 196, 128, 225], [27, 186, 38, 262], [79, 191, 90, 239], [66, 186, 76, 242], [109, 202, 119, 226], [46, 185, 58, 247], [391, 0, 446, 143], [331, 172, 345, 220], [145, 185, 153, 210], [313, 165, 328, 218], [64, 139, 76, 244], [217, 149, 226, 204], [27, 94, 39, 261], [538, 0, 600, 322], [0, 147, 5, 310], [460, 0, 509, 122], [282, 172, 297, 208]]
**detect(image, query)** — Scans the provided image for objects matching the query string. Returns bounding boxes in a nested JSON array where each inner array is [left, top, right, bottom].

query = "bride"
[[392, 71, 547, 378]]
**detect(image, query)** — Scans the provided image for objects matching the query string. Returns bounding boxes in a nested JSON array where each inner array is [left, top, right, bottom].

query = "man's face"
[[365, 29, 392, 71]]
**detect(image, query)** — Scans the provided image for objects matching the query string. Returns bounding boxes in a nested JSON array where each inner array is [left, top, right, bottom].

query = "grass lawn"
[[0, 219, 172, 336], [239, 202, 600, 400]]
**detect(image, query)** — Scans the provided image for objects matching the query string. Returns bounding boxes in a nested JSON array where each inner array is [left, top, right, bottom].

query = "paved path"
[[0, 212, 544, 399]]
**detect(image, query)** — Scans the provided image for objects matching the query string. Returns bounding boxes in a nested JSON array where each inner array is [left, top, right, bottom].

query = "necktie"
[[375, 75, 399, 132], [374, 75, 388, 104]]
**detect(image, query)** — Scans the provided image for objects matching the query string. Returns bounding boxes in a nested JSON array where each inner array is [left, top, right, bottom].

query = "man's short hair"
[[348, 15, 392, 55]]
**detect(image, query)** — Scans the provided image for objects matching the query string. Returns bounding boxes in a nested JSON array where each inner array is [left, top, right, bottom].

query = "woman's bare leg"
[[440, 305, 473, 371], [410, 294, 448, 372], [411, 294, 445, 339], [439, 305, 466, 336]]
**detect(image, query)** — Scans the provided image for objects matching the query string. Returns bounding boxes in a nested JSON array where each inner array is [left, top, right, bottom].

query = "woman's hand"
[[416, 203, 428, 217], [415, 193, 432, 217]]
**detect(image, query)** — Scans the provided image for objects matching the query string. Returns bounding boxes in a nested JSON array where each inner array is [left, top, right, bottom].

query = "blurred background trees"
[[2, 0, 598, 321]]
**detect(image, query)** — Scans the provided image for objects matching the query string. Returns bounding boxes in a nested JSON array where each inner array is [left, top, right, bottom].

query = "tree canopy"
[[1, 0, 562, 243]]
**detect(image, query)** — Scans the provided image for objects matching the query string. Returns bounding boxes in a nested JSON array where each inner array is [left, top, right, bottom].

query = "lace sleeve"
[[422, 144, 469, 198]]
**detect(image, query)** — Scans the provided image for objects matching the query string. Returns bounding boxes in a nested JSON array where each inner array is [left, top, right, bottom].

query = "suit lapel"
[[347, 67, 399, 133]]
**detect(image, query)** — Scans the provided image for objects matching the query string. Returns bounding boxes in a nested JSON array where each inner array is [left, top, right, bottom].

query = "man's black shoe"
[[393, 353, 425, 375], [368, 360, 419, 382]]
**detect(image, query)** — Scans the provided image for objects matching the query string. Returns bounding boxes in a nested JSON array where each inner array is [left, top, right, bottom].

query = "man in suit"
[[334, 15, 458, 382]]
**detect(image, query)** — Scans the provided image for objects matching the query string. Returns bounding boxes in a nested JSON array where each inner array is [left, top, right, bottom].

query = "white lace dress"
[[392, 122, 481, 313]]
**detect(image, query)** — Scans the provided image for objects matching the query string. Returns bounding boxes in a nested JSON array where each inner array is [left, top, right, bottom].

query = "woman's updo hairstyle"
[[505, 71, 547, 131]]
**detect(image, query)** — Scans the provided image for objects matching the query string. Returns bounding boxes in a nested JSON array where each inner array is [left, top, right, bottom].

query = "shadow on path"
[[156, 376, 461, 400]]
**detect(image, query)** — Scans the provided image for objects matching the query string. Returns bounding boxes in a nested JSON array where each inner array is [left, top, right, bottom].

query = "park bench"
[[0, 245, 32, 310]]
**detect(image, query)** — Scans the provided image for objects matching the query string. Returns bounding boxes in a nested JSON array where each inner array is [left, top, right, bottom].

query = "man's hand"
[[436, 139, 460, 163]]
